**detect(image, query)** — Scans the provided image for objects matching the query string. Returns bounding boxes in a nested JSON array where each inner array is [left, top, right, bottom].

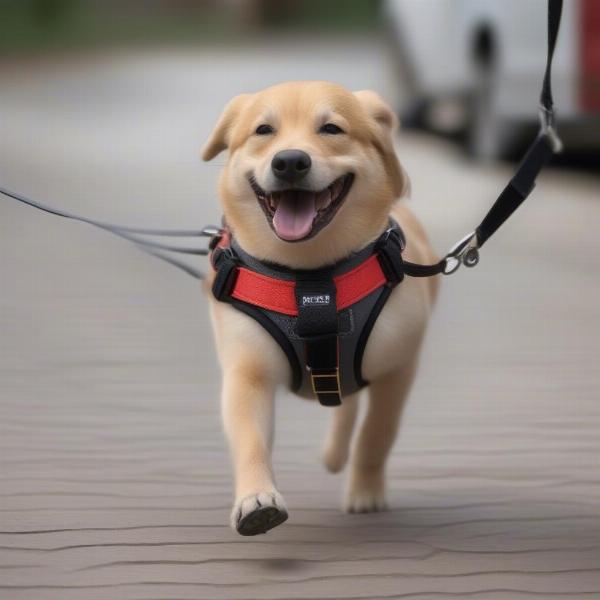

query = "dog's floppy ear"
[[353, 90, 409, 198], [202, 93, 252, 161]]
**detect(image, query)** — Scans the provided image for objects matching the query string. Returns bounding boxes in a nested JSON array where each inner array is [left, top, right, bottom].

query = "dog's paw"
[[343, 469, 388, 513], [231, 491, 288, 536]]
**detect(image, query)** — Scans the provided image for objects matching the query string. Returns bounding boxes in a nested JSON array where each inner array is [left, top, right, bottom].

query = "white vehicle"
[[384, 0, 600, 158]]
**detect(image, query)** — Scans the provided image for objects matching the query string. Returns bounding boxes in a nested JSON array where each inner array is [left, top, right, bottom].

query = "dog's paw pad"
[[343, 487, 388, 514], [232, 491, 288, 536]]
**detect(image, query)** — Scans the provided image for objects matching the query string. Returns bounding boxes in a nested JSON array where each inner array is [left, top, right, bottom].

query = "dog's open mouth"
[[249, 174, 354, 242]]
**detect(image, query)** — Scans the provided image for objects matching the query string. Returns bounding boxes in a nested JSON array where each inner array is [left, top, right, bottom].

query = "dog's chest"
[[361, 280, 432, 383]]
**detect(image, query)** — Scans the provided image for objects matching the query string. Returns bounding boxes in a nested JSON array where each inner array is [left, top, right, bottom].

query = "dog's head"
[[202, 81, 408, 267]]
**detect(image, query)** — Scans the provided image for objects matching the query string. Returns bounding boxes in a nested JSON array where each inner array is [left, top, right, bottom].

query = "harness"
[[210, 222, 406, 405], [0, 2, 564, 404]]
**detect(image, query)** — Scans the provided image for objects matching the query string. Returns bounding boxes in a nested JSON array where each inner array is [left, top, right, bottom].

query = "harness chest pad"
[[210, 223, 405, 406]]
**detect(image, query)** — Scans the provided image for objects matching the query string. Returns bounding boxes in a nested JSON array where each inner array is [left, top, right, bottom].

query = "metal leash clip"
[[539, 105, 563, 153], [200, 225, 222, 238], [443, 231, 480, 275], [201, 225, 224, 251]]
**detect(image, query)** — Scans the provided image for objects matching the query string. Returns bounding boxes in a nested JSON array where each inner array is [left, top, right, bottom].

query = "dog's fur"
[[202, 81, 439, 533]]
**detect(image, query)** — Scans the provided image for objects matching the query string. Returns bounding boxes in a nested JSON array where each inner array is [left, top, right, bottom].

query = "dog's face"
[[203, 81, 408, 266]]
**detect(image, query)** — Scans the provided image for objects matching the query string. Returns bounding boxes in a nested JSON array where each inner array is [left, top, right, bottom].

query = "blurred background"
[[1, 1, 600, 598]]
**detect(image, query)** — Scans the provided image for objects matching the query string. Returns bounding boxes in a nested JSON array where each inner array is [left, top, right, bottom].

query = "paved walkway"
[[1, 41, 600, 599]]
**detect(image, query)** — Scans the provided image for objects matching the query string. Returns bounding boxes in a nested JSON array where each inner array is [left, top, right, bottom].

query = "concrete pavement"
[[1, 39, 600, 599]]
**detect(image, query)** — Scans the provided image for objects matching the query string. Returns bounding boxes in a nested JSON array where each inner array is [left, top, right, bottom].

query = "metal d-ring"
[[443, 231, 480, 275]]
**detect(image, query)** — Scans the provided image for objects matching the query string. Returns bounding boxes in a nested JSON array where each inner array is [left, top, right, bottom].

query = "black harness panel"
[[211, 222, 406, 405]]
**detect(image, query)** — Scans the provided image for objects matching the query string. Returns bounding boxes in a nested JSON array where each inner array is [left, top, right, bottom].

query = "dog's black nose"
[[271, 150, 312, 184]]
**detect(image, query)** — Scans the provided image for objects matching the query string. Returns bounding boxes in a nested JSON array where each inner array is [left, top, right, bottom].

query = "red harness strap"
[[209, 225, 405, 407], [229, 253, 387, 316]]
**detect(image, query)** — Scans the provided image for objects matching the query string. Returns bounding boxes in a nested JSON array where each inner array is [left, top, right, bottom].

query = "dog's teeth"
[[327, 181, 341, 201], [316, 189, 332, 210]]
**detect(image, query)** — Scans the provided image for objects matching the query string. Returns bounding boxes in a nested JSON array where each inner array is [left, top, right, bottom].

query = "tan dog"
[[202, 81, 439, 535]]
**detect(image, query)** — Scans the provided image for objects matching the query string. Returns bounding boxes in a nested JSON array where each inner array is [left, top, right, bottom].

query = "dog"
[[202, 81, 439, 535]]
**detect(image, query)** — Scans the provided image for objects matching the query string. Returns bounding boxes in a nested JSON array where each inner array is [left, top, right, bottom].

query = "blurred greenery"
[[0, 0, 382, 56], [0, 0, 230, 55], [261, 0, 380, 30]]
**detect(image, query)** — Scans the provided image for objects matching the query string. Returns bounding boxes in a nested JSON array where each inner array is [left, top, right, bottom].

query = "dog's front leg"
[[344, 359, 418, 513], [221, 365, 288, 536]]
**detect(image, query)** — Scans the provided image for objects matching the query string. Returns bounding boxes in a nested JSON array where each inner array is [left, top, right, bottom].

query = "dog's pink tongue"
[[272, 191, 317, 241]]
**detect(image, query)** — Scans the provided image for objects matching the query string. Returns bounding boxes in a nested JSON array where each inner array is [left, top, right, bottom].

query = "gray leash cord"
[[0, 185, 211, 279]]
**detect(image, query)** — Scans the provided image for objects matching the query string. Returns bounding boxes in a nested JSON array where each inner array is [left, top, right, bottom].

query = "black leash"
[[403, 0, 563, 278], [0, 0, 562, 281]]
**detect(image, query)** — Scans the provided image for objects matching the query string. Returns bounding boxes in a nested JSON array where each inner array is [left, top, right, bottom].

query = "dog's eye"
[[319, 123, 345, 135], [255, 124, 275, 136]]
